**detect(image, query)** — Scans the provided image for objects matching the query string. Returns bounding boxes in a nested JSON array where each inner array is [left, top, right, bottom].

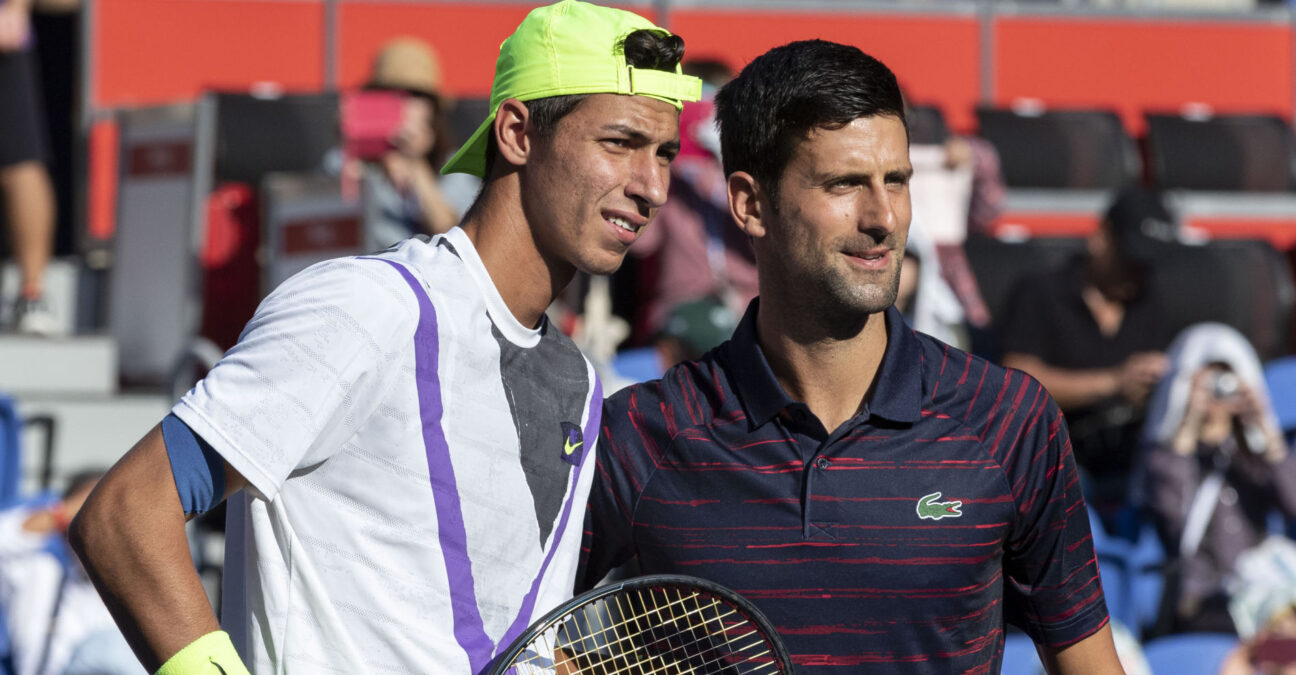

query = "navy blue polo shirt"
[[581, 301, 1108, 673]]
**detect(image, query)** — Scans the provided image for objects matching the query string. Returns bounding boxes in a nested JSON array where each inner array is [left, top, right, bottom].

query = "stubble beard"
[[771, 250, 900, 342]]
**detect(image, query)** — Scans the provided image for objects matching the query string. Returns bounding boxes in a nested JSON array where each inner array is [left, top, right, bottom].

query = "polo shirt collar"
[[723, 299, 925, 428]]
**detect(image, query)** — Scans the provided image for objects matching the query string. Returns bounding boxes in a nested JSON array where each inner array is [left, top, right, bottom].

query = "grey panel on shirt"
[[491, 319, 590, 547]]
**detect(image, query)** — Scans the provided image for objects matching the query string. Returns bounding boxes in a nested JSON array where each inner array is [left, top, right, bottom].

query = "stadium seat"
[[908, 104, 950, 145], [0, 394, 19, 509], [966, 235, 1295, 362], [1001, 631, 1043, 675], [1090, 507, 1135, 630], [1142, 632, 1239, 675], [975, 107, 1139, 189], [1126, 517, 1167, 638], [211, 92, 340, 186], [1265, 356, 1296, 442], [963, 234, 1086, 323], [1145, 113, 1296, 192]]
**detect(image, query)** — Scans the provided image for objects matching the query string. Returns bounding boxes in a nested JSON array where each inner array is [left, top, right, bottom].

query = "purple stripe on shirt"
[[368, 255, 599, 673], [370, 258, 493, 670]]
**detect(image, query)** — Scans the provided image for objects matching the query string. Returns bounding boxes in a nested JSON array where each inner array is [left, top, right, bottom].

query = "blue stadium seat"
[[1265, 356, 1296, 442], [0, 394, 21, 509], [1143, 633, 1239, 675], [1001, 632, 1042, 675], [1090, 507, 1136, 630], [1127, 519, 1167, 637]]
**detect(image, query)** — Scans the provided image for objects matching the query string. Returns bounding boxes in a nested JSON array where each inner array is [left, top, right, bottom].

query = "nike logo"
[[560, 421, 584, 466], [916, 492, 963, 520]]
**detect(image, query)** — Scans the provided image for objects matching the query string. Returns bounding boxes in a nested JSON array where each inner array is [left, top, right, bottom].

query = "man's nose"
[[627, 151, 670, 210], [859, 180, 900, 236]]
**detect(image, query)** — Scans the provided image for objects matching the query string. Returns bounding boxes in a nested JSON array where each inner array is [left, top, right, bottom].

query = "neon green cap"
[[441, 0, 703, 177]]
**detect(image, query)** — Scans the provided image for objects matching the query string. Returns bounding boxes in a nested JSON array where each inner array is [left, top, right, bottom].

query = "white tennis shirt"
[[173, 227, 602, 673]]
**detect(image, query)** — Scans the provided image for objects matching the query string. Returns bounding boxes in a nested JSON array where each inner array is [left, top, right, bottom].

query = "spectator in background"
[[628, 62, 756, 338], [903, 92, 1003, 345], [896, 221, 968, 350], [609, 296, 737, 387], [0, 471, 141, 675], [1140, 323, 1295, 634], [360, 37, 460, 248], [1223, 537, 1296, 674], [999, 186, 1177, 519], [0, 0, 56, 335]]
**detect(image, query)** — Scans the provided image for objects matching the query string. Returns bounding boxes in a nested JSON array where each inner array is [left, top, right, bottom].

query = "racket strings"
[[511, 585, 782, 674], [592, 589, 781, 675]]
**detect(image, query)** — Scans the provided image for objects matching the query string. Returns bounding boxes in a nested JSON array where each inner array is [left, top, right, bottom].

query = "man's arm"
[[1002, 351, 1166, 412], [1037, 623, 1124, 675], [67, 424, 246, 672]]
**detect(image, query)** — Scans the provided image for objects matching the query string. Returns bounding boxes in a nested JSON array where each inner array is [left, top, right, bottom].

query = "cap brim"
[[441, 113, 494, 178]]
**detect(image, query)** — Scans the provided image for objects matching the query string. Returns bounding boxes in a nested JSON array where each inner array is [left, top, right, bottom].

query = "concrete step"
[[0, 334, 118, 396], [15, 393, 171, 493], [0, 257, 83, 337]]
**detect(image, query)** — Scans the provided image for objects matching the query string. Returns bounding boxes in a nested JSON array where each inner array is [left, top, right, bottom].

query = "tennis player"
[[581, 40, 1124, 673], [69, 2, 700, 673]]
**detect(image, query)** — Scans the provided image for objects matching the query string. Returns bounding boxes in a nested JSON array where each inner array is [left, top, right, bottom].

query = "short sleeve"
[[1001, 377, 1109, 645], [172, 258, 417, 502]]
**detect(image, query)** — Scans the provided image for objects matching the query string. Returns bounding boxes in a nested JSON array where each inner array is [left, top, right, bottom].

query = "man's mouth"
[[608, 215, 637, 234], [844, 248, 892, 268]]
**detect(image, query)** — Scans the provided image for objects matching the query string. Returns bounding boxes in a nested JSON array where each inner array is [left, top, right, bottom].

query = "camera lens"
[[1211, 371, 1240, 399]]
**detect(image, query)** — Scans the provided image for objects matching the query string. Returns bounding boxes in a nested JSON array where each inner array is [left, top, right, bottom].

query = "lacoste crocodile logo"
[[916, 492, 963, 520]]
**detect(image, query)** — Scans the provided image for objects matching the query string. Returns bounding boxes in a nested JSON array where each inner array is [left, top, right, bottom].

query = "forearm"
[[1002, 353, 1118, 411], [68, 425, 221, 672]]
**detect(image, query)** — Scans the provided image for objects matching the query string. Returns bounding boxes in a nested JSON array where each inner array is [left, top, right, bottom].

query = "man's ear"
[[493, 98, 531, 168], [728, 171, 768, 239]]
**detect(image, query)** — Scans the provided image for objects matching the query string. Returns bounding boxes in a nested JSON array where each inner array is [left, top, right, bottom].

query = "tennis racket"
[[487, 574, 795, 674]]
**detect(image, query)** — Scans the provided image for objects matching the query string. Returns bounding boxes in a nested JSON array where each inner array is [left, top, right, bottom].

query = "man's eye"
[[603, 138, 630, 148]]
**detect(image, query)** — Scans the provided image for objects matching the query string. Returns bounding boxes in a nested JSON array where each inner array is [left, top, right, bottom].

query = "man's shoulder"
[[604, 351, 730, 430], [912, 329, 1054, 422]]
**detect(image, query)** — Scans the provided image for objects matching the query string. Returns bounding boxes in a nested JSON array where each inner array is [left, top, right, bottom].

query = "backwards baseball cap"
[[441, 0, 703, 177]]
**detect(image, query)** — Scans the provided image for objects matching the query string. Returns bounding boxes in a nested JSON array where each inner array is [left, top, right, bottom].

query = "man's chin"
[[578, 252, 629, 278]]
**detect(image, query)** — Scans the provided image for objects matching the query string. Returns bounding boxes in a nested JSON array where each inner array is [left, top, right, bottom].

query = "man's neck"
[[756, 298, 890, 434], [458, 179, 575, 330]]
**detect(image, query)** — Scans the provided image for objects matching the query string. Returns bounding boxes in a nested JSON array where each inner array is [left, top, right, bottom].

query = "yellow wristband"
[[155, 630, 250, 675]]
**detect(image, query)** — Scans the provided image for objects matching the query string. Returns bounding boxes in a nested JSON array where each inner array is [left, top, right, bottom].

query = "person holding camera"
[[359, 37, 461, 248], [1140, 322, 1296, 634]]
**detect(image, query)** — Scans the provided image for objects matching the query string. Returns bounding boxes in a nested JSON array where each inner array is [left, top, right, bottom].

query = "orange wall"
[[95, 0, 326, 107], [93, 2, 1296, 133], [994, 16, 1295, 134], [668, 8, 982, 131], [337, 3, 654, 98]]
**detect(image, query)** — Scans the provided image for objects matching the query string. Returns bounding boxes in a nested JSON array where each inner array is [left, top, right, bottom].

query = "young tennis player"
[[69, 2, 700, 672]]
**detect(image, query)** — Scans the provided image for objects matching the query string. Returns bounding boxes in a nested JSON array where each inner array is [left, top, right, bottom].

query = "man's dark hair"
[[480, 29, 686, 178], [714, 40, 906, 204]]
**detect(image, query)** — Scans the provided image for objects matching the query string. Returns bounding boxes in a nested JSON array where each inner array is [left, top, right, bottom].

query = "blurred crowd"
[[5, 4, 1296, 673]]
